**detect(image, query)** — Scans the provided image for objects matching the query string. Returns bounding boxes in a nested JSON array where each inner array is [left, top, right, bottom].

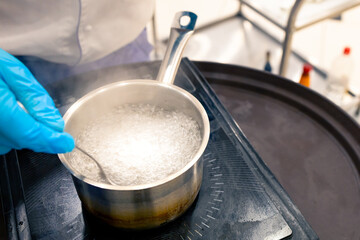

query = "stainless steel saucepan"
[[58, 11, 210, 229]]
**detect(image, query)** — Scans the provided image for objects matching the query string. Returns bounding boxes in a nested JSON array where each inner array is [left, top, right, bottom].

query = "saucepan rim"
[[58, 79, 210, 191]]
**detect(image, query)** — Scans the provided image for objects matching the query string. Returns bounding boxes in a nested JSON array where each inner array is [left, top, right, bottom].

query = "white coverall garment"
[[0, 0, 155, 65]]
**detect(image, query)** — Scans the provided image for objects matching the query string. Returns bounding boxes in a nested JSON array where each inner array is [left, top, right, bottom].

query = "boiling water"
[[68, 104, 202, 186]]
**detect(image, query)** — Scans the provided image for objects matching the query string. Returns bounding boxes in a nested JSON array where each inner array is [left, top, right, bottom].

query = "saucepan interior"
[[59, 79, 210, 190]]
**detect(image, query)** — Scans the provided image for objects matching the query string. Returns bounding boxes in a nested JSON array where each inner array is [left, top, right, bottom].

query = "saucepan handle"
[[156, 11, 197, 84]]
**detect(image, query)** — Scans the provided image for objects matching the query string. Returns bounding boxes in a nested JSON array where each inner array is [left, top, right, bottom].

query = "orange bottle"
[[299, 64, 312, 87]]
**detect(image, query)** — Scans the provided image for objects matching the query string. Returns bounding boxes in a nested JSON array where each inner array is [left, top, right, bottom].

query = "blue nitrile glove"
[[0, 48, 75, 154]]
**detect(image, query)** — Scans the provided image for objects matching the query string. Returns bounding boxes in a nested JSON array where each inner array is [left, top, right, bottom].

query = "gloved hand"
[[0, 48, 75, 154]]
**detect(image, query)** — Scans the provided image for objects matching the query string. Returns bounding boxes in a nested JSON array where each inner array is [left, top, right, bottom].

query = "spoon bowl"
[[74, 146, 117, 185]]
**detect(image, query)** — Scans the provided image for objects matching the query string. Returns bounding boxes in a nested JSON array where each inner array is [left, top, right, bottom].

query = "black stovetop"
[[0, 59, 317, 239]]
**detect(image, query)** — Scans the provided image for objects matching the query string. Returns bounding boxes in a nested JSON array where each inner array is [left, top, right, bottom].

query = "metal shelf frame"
[[239, 0, 360, 76]]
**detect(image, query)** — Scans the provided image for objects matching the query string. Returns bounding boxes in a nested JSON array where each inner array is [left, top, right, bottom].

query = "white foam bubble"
[[68, 104, 202, 186]]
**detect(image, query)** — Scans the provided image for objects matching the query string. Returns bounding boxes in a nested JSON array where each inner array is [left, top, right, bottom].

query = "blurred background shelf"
[[149, 0, 360, 123], [239, 0, 360, 76], [241, 0, 360, 30]]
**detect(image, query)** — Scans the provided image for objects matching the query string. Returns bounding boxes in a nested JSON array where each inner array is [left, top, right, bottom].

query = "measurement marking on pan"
[[195, 229, 203, 237], [204, 152, 212, 157], [195, 223, 203, 229], [201, 151, 221, 237], [72, 233, 82, 240], [187, 230, 194, 236], [187, 236, 192, 240], [201, 222, 210, 228], [68, 221, 77, 227], [180, 235, 185, 240]]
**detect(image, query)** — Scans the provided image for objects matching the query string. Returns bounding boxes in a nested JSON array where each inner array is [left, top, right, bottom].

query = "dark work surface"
[[0, 59, 318, 239], [195, 61, 360, 240]]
